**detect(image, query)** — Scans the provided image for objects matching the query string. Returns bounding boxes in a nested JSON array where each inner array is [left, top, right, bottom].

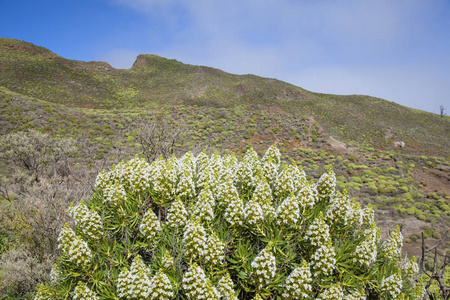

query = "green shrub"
[[35, 147, 422, 300], [350, 176, 362, 183], [398, 186, 409, 193]]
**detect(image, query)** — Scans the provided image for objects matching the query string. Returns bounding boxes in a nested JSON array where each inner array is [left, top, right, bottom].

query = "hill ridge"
[[0, 37, 448, 157]]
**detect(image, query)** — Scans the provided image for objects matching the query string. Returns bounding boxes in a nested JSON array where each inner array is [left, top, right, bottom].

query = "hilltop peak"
[[0, 37, 60, 60], [131, 54, 186, 70]]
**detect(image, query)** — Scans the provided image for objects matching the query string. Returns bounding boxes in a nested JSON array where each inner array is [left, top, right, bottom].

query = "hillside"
[[0, 37, 449, 298], [1, 37, 449, 157]]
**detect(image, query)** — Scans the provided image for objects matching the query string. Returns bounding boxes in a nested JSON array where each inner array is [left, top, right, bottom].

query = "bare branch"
[[136, 117, 186, 163]]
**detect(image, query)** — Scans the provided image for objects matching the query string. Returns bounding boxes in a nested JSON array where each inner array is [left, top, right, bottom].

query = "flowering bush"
[[35, 146, 421, 299]]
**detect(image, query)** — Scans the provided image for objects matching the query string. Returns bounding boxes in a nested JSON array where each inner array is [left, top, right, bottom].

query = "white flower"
[[382, 225, 403, 260], [191, 187, 215, 223], [204, 233, 225, 266], [282, 260, 312, 299], [166, 197, 188, 229], [149, 269, 173, 300], [251, 247, 277, 289], [401, 256, 419, 282], [298, 180, 318, 210], [139, 208, 162, 242], [224, 194, 245, 227], [72, 281, 100, 300], [326, 190, 352, 226], [276, 192, 299, 226], [117, 255, 151, 299], [57, 223, 91, 267], [316, 167, 336, 202], [183, 219, 208, 262], [275, 164, 306, 200], [69, 200, 103, 241], [310, 239, 336, 276], [182, 264, 219, 300], [381, 273, 403, 299], [317, 284, 344, 300], [103, 181, 127, 206], [305, 212, 330, 248], [216, 272, 236, 300]]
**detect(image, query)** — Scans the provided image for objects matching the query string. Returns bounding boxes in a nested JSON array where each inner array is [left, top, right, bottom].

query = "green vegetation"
[[35, 147, 422, 299], [0, 37, 449, 298]]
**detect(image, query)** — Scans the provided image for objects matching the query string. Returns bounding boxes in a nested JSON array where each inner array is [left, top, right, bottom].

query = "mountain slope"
[[0, 37, 449, 157]]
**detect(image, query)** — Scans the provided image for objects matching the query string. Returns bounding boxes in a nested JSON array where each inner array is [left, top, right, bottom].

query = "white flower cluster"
[[183, 219, 207, 261], [347, 199, 363, 226], [224, 193, 245, 227], [359, 204, 375, 226], [326, 190, 352, 226], [149, 156, 179, 202], [245, 199, 264, 225], [191, 188, 215, 222], [236, 148, 261, 192], [298, 180, 317, 210], [251, 178, 275, 218], [282, 260, 312, 299], [352, 223, 378, 267], [94, 169, 111, 191], [216, 272, 236, 300], [251, 247, 277, 289], [95, 156, 151, 192], [221, 153, 239, 183], [276, 192, 299, 226], [316, 167, 336, 202], [183, 218, 224, 266], [317, 283, 344, 300], [180, 151, 196, 173], [117, 255, 151, 299], [383, 225, 403, 260], [412, 281, 425, 300], [197, 164, 219, 193], [305, 212, 330, 247], [68, 200, 103, 241], [217, 181, 238, 207], [176, 168, 196, 200], [196, 151, 210, 173], [344, 289, 366, 300], [162, 251, 174, 270], [72, 281, 100, 300], [114, 156, 151, 191], [204, 233, 225, 265], [381, 273, 403, 299], [274, 164, 306, 200], [139, 208, 161, 242], [103, 181, 127, 206], [310, 239, 336, 276], [401, 256, 419, 282], [49, 263, 61, 283], [262, 144, 281, 166], [166, 197, 188, 229], [182, 264, 219, 300], [262, 156, 279, 183], [149, 269, 174, 300], [57, 223, 91, 267]]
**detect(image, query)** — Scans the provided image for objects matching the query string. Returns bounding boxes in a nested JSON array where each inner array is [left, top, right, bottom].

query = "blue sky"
[[1, 0, 449, 114]]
